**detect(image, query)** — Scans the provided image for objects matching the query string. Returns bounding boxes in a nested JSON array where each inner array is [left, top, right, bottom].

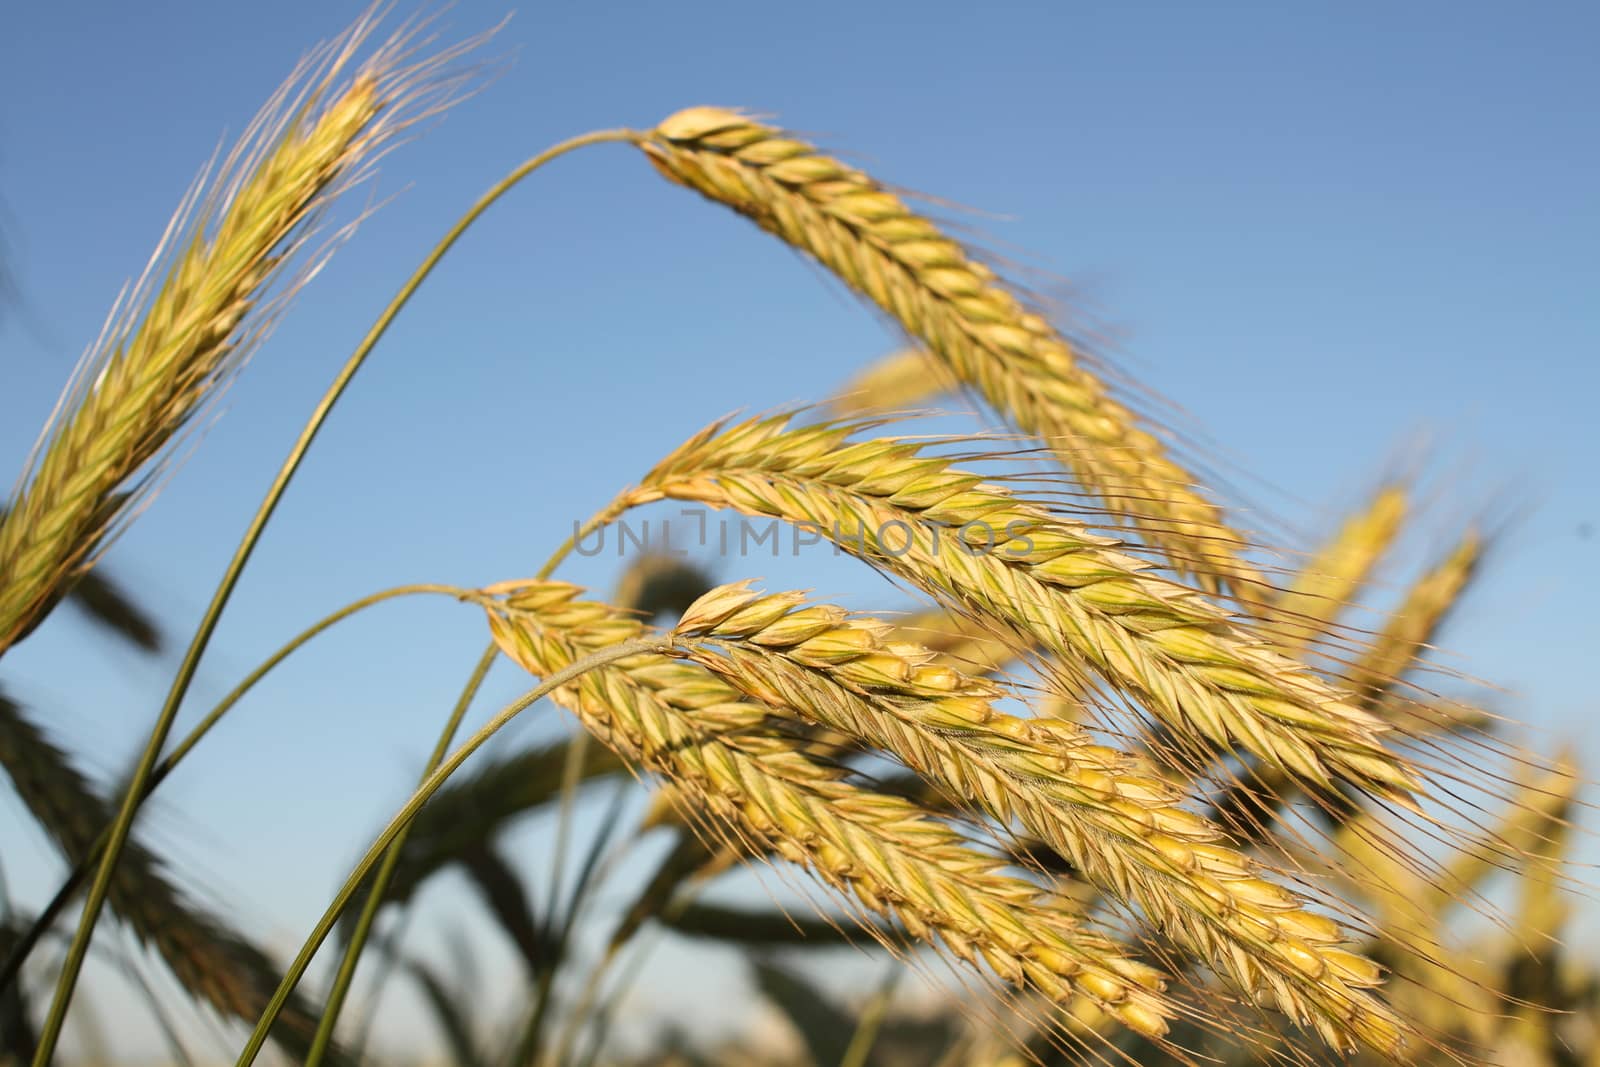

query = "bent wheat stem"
[[0, 583, 472, 996], [28, 21, 494, 1055], [37, 103, 636, 1067], [302, 648, 498, 1067]]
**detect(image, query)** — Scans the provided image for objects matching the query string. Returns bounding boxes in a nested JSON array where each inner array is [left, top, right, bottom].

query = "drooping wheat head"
[[671, 581, 1406, 1056], [621, 413, 1418, 805], [481, 580, 1175, 1038], [638, 107, 1260, 594]]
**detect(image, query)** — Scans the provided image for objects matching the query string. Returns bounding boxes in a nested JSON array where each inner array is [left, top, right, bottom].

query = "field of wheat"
[[0, 7, 1594, 1067]]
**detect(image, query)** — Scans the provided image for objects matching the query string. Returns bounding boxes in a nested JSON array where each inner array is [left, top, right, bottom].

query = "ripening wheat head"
[[672, 581, 1406, 1056], [637, 107, 1261, 595], [0, 11, 474, 655], [481, 580, 1175, 1038], [622, 413, 1418, 805]]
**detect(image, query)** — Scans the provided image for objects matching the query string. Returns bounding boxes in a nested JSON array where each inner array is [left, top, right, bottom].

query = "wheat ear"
[[827, 348, 953, 417], [0, 691, 339, 1061], [639, 108, 1258, 592], [1266, 486, 1408, 654], [1343, 531, 1482, 704], [0, 23, 451, 656], [481, 580, 1174, 1038], [625, 414, 1417, 803], [673, 581, 1406, 1056]]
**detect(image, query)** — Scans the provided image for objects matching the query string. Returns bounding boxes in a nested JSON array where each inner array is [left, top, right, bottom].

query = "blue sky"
[[1, 1, 1597, 1059]]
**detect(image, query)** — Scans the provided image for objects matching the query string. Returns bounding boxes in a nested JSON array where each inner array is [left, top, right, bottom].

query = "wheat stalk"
[[638, 108, 1259, 593], [672, 581, 1405, 1056], [0, 17, 456, 657], [624, 413, 1417, 804], [481, 580, 1175, 1038]]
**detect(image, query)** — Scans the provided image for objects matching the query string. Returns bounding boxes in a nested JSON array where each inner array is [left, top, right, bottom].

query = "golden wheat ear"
[[637, 107, 1261, 596], [0, 11, 479, 658], [1263, 485, 1409, 655], [670, 580, 1408, 1058], [479, 580, 1175, 1041], [626, 413, 1419, 807], [826, 347, 954, 417]]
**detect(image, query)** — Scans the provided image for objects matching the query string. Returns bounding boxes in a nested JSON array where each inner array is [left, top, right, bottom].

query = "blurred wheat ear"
[[0, 691, 350, 1063]]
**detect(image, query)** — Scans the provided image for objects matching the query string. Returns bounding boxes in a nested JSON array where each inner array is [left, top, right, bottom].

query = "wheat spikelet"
[[0, 691, 341, 1061], [639, 108, 1258, 592], [673, 581, 1406, 1056], [1267, 486, 1408, 654], [481, 580, 1174, 1038], [626, 413, 1417, 804], [0, 18, 463, 656]]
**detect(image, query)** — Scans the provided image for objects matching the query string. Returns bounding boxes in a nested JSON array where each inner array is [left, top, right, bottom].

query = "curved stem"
[[233, 637, 666, 1067], [302, 644, 499, 1067], [538, 495, 636, 582], [0, 583, 470, 996], [31, 125, 638, 1065]]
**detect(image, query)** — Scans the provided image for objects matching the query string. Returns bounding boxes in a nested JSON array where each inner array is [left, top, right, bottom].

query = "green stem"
[[0, 583, 469, 997], [302, 644, 499, 1067], [538, 497, 634, 582], [839, 968, 900, 1067], [30, 126, 637, 1066], [233, 637, 665, 1067], [542, 731, 592, 938]]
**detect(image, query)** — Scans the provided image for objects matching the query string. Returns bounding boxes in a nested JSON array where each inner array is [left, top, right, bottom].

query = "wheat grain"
[[625, 413, 1417, 804], [673, 581, 1406, 1056], [482, 580, 1174, 1038], [639, 108, 1257, 593]]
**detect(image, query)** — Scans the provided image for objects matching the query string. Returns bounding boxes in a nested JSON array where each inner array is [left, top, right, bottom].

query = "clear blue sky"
[[2, 1, 1596, 1060]]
